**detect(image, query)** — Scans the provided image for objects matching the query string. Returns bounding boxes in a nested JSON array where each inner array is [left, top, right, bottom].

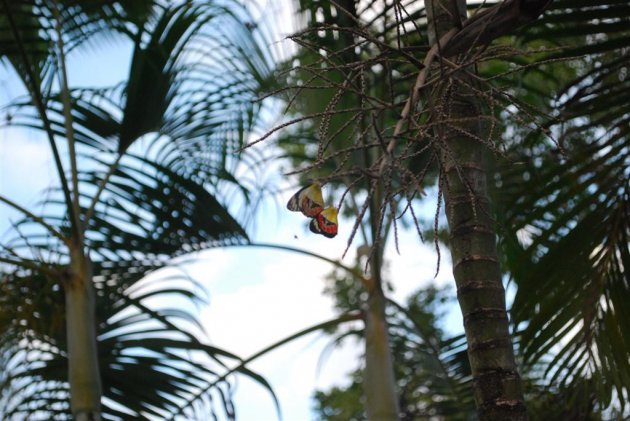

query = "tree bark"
[[65, 248, 102, 420], [364, 251, 400, 420], [427, 0, 527, 420]]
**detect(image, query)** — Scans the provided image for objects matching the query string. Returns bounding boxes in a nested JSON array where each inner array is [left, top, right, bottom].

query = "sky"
[[0, 4, 464, 421]]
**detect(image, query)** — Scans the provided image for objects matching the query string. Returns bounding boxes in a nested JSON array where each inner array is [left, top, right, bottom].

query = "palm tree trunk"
[[65, 248, 102, 420], [364, 249, 400, 420], [427, 1, 527, 420]]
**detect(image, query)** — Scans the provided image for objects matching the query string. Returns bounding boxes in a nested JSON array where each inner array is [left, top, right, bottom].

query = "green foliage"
[[316, 275, 476, 420], [323, 266, 369, 315], [0, 0, 155, 97], [0, 264, 280, 419], [291, 0, 630, 417], [313, 373, 365, 421], [524, 379, 604, 421], [277, 0, 434, 183], [0, 0, 280, 418], [493, 1, 630, 413], [314, 278, 621, 420]]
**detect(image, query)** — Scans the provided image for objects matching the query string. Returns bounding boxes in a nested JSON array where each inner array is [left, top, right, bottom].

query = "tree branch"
[[0, 194, 70, 246], [0, 254, 59, 277]]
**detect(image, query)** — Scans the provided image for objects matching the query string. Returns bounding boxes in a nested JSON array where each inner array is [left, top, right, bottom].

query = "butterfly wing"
[[310, 207, 338, 238], [287, 183, 324, 217], [286, 186, 305, 212], [309, 217, 322, 235]]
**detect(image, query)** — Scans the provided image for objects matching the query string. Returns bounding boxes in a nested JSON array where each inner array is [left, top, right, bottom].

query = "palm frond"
[[0, 262, 277, 420], [499, 129, 630, 411], [492, 1, 630, 411]]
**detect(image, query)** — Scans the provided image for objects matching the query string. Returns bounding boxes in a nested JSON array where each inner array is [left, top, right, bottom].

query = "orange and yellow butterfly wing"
[[287, 183, 324, 217], [309, 207, 338, 238]]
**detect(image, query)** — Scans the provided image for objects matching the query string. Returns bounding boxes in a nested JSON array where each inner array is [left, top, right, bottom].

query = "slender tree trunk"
[[65, 248, 102, 420], [364, 248, 400, 420], [427, 1, 527, 420], [347, 0, 400, 408], [50, 2, 103, 416]]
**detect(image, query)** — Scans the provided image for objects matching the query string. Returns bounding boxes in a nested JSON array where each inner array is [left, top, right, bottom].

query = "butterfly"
[[287, 183, 338, 238], [309, 207, 338, 238], [286, 182, 324, 217]]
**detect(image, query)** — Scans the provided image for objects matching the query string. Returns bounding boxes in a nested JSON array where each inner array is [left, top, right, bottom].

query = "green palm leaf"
[[494, 0, 630, 412], [0, 263, 277, 420]]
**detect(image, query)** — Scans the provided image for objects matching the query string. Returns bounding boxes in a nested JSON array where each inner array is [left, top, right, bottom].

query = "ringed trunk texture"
[[65, 248, 102, 420], [427, 0, 527, 420]]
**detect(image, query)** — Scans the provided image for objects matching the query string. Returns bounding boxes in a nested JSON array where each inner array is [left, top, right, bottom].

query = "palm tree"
[[314, 279, 475, 420], [0, 0, 278, 418], [276, 0, 629, 418]]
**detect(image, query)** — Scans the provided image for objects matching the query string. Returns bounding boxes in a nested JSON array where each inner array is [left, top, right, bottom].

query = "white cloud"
[[200, 249, 335, 353], [0, 129, 54, 200], [0, 129, 56, 236], [188, 204, 459, 420], [197, 247, 354, 421]]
